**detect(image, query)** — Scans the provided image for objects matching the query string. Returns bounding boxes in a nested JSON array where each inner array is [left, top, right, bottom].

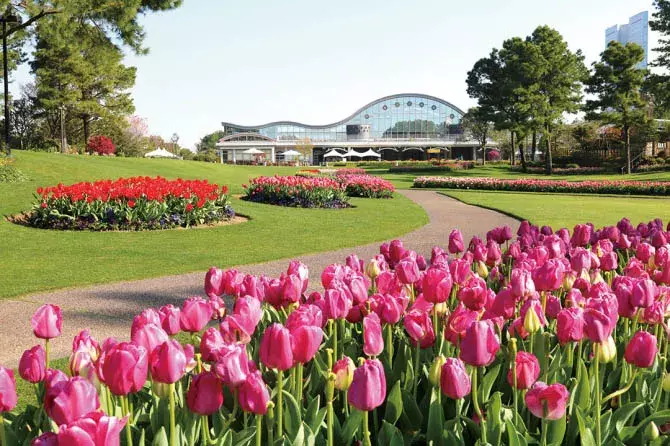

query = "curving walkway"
[[0, 191, 519, 366]]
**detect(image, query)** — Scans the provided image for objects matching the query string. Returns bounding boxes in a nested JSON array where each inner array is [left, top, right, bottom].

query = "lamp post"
[[1, 9, 19, 155]]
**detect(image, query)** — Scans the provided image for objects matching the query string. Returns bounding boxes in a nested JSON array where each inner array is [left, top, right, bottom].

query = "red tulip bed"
[[4, 218, 670, 445], [26, 177, 234, 230], [413, 176, 670, 196]]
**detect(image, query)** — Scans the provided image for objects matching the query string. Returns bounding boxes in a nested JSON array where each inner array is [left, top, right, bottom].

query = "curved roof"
[[221, 93, 466, 131]]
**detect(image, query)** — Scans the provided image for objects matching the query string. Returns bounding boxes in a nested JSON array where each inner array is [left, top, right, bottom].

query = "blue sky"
[[13, 0, 661, 149]]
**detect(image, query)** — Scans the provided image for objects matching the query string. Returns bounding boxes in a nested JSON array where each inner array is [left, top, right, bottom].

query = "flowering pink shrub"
[[414, 176, 670, 196], [243, 175, 349, 208], [487, 149, 501, 161], [5, 216, 670, 444], [86, 135, 116, 155]]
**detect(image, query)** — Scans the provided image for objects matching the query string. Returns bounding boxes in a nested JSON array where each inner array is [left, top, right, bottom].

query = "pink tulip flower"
[[507, 351, 540, 389], [348, 359, 386, 411], [525, 382, 569, 420], [45, 376, 100, 426], [449, 229, 465, 254], [363, 313, 384, 357], [31, 304, 63, 339], [238, 370, 271, 415], [259, 323, 293, 371], [56, 412, 127, 445], [180, 296, 213, 332], [131, 323, 169, 355], [187, 371, 224, 415], [100, 342, 148, 395], [0, 367, 17, 413], [403, 309, 435, 349], [290, 325, 323, 364], [214, 343, 250, 387], [459, 320, 500, 367], [19, 345, 46, 384], [158, 304, 181, 336], [556, 307, 585, 344], [440, 358, 471, 399], [200, 327, 226, 362], [624, 331, 658, 368], [150, 340, 187, 384], [422, 267, 453, 304]]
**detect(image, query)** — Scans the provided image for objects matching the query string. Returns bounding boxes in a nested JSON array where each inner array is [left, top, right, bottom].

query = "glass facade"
[[221, 94, 465, 143], [605, 11, 648, 69]]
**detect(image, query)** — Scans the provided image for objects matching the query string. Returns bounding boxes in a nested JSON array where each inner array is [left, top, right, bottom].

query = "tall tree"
[[527, 26, 587, 174], [585, 42, 648, 174], [197, 130, 226, 153], [461, 107, 492, 164]]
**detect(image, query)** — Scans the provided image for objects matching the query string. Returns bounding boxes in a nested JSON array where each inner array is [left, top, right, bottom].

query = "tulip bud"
[[434, 302, 448, 318], [523, 307, 542, 334], [476, 261, 489, 279], [596, 336, 617, 363], [332, 356, 355, 391], [365, 259, 381, 280], [429, 355, 447, 387], [646, 422, 660, 441], [663, 373, 670, 392]]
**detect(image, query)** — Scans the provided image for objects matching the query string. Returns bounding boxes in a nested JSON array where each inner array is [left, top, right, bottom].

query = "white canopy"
[[145, 148, 178, 158], [242, 148, 264, 155], [282, 150, 301, 157], [359, 149, 381, 158], [323, 149, 346, 158], [343, 149, 364, 158]]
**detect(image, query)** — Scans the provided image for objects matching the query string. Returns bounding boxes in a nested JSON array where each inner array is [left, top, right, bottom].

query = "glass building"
[[605, 11, 648, 69], [216, 93, 488, 163]]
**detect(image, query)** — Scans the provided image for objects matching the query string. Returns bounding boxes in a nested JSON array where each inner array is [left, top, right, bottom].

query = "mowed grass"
[[0, 151, 428, 298], [441, 189, 670, 229]]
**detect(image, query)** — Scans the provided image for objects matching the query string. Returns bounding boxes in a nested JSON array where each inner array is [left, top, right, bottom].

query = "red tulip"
[[200, 327, 226, 362], [525, 381, 569, 420], [556, 307, 584, 344], [507, 352, 540, 390], [439, 358, 471, 399], [131, 323, 169, 355], [214, 343, 250, 387], [238, 370, 270, 415], [187, 371, 224, 415], [348, 359, 386, 411], [45, 376, 100, 425], [624, 331, 658, 368], [403, 309, 435, 349], [459, 320, 500, 367], [422, 268, 453, 304], [56, 412, 126, 445], [449, 229, 465, 254], [19, 345, 46, 384], [101, 342, 148, 395], [205, 266, 225, 298], [290, 325, 323, 364], [158, 304, 181, 336], [31, 304, 63, 339], [0, 367, 17, 413], [180, 296, 213, 332], [259, 323, 293, 371], [150, 340, 187, 384], [363, 313, 384, 357]]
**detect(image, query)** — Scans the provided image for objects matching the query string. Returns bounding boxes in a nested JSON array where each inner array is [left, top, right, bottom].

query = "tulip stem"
[[471, 367, 487, 444], [513, 360, 519, 426], [122, 396, 133, 446], [362, 410, 371, 446], [296, 363, 304, 405], [413, 346, 421, 398], [593, 343, 602, 446], [267, 403, 275, 446], [0, 414, 5, 446], [169, 383, 176, 446], [540, 404, 548, 446], [386, 324, 394, 362], [603, 368, 637, 405], [201, 415, 211, 445], [277, 369, 284, 439], [332, 321, 338, 362], [256, 415, 262, 446], [45, 339, 50, 369]]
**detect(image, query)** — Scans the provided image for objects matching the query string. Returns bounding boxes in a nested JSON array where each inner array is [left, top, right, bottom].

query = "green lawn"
[[368, 164, 670, 190], [441, 189, 670, 229], [0, 151, 428, 298]]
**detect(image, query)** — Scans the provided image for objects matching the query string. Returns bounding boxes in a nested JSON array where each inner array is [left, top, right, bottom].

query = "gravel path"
[[0, 190, 518, 366]]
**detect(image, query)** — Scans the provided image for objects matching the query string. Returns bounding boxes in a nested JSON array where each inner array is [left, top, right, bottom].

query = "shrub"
[[86, 135, 116, 155], [486, 149, 501, 161], [565, 163, 580, 169], [0, 156, 28, 183], [243, 175, 350, 208], [26, 176, 233, 230]]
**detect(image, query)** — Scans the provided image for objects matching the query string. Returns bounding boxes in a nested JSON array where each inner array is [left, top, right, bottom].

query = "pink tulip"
[[214, 343, 250, 387], [187, 371, 224, 415], [525, 382, 569, 420], [287, 260, 310, 293], [396, 258, 420, 285], [458, 276, 488, 311], [636, 243, 655, 264], [450, 259, 472, 286], [281, 274, 303, 306], [286, 304, 324, 330], [220, 315, 252, 344], [100, 342, 148, 395], [583, 308, 615, 342], [19, 345, 46, 384], [348, 359, 386, 411], [150, 340, 187, 384], [71, 330, 100, 361], [376, 294, 405, 325], [388, 240, 407, 264], [69, 346, 97, 385], [130, 308, 161, 338], [363, 313, 384, 357], [459, 320, 500, 367], [158, 304, 181, 336], [209, 295, 226, 320], [56, 412, 126, 445], [45, 376, 100, 425], [624, 331, 658, 368], [532, 259, 565, 291], [223, 269, 244, 296], [31, 432, 58, 445], [444, 304, 478, 345], [31, 304, 62, 339], [259, 323, 293, 371], [403, 309, 435, 349], [422, 268, 453, 304], [180, 296, 213, 332], [205, 266, 225, 298], [449, 229, 465, 254], [200, 327, 226, 362], [571, 224, 592, 247], [510, 268, 535, 298], [131, 323, 169, 355], [556, 307, 584, 344], [0, 367, 17, 413], [631, 279, 657, 308], [238, 370, 270, 415], [507, 352, 540, 389], [324, 288, 352, 320], [233, 296, 263, 335], [290, 325, 323, 364], [333, 356, 355, 391], [440, 358, 471, 399]]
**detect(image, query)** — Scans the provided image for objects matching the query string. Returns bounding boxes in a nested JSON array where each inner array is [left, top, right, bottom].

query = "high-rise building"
[[605, 11, 649, 69]]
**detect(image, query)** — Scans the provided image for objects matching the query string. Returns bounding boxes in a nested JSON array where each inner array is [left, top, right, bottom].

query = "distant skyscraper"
[[605, 11, 649, 69]]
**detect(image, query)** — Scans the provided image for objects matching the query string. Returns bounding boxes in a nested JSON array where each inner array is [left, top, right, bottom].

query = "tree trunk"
[[532, 131, 537, 161], [510, 131, 515, 166], [518, 133, 527, 172], [60, 107, 67, 154], [83, 116, 90, 148], [545, 126, 553, 175], [481, 137, 486, 166], [625, 125, 631, 174]]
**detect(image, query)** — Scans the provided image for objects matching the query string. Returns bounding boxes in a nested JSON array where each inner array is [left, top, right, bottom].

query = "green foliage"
[[197, 130, 226, 153]]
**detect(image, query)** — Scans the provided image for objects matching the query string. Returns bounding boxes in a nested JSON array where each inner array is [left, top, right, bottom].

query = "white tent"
[[145, 148, 178, 158], [359, 149, 381, 158], [343, 149, 364, 158], [242, 148, 264, 155], [323, 149, 346, 158], [283, 150, 301, 156]]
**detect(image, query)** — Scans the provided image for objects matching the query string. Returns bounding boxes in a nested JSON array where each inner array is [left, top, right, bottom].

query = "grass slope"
[[442, 190, 670, 229], [0, 152, 427, 298]]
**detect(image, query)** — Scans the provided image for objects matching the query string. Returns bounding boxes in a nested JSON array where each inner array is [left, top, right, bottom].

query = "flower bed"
[[414, 176, 670, 196], [5, 217, 670, 445], [243, 175, 350, 208], [389, 161, 476, 173], [26, 176, 234, 230], [334, 168, 367, 176], [510, 166, 608, 175], [338, 174, 395, 198]]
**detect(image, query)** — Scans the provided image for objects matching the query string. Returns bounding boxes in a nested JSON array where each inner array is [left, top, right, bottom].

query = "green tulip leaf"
[[575, 407, 596, 446], [546, 415, 566, 446], [505, 419, 523, 446], [613, 402, 645, 435], [233, 426, 257, 445], [304, 395, 324, 433], [427, 388, 445, 446], [215, 430, 233, 446], [384, 381, 403, 425], [619, 409, 670, 442], [151, 427, 169, 446], [378, 420, 404, 446], [574, 359, 591, 411], [401, 392, 423, 430], [282, 390, 302, 438], [340, 408, 363, 445], [481, 363, 501, 404]]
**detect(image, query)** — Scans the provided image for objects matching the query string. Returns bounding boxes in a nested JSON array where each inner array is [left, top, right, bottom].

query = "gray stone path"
[[0, 190, 519, 366]]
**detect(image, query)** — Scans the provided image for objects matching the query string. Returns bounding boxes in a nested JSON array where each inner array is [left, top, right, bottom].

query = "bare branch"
[[2, 7, 62, 38]]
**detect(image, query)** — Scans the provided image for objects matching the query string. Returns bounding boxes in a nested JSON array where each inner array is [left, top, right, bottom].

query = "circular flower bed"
[[24, 176, 234, 230], [4, 217, 670, 444], [243, 175, 350, 208], [338, 174, 395, 198]]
